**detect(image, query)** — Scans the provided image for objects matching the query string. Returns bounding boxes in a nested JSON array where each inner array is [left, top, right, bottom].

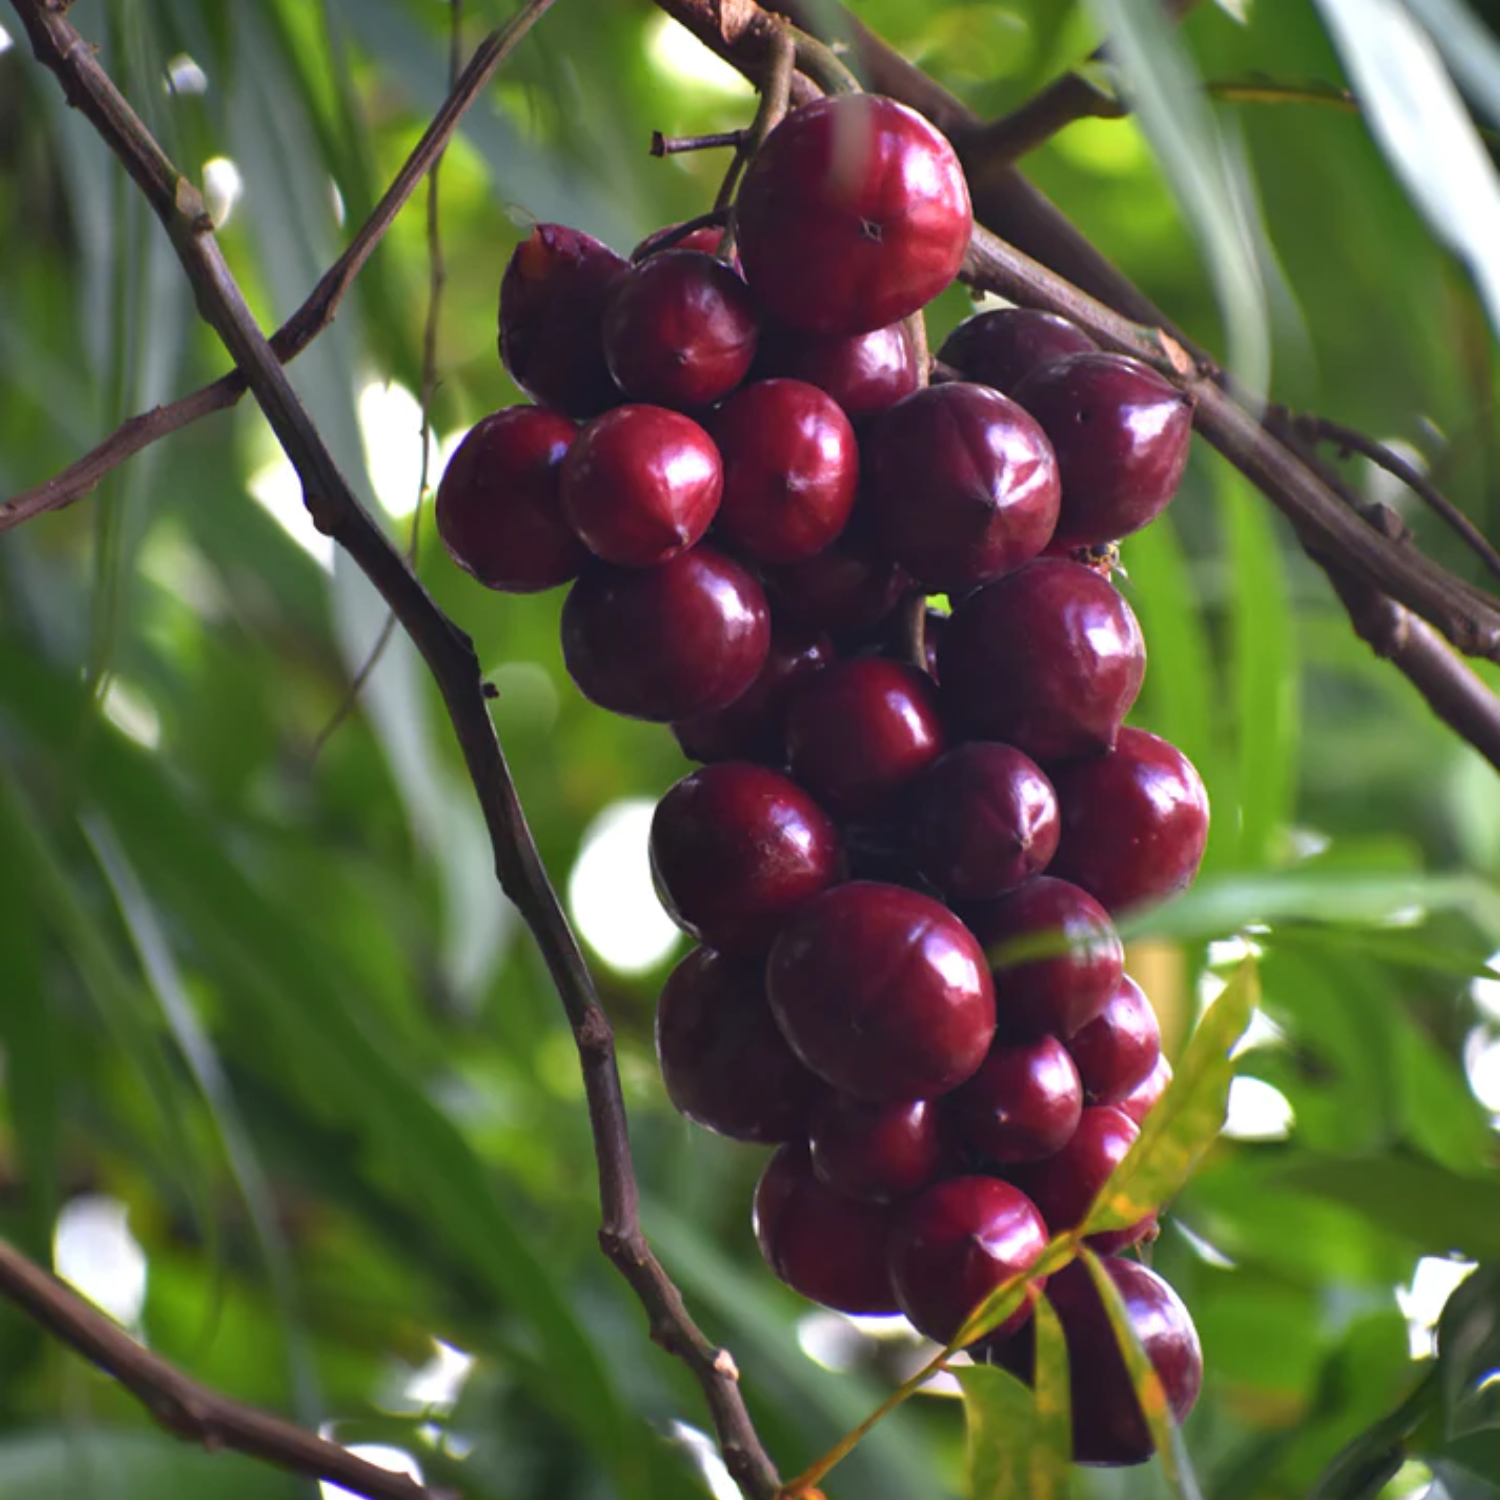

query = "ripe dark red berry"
[[560, 546, 769, 721], [1048, 727, 1209, 916], [649, 762, 843, 954], [1068, 974, 1161, 1105], [887, 1176, 1049, 1345], [714, 379, 859, 563], [938, 559, 1145, 763], [1014, 352, 1193, 548], [560, 405, 721, 567], [903, 742, 1059, 902], [630, 221, 729, 261], [938, 308, 1098, 396], [602, 250, 759, 409], [435, 406, 587, 592], [863, 383, 1060, 592], [656, 948, 820, 1142], [754, 1142, 901, 1314], [1118, 1053, 1172, 1127], [754, 319, 920, 420], [767, 881, 995, 1101], [736, 94, 972, 335], [809, 1094, 948, 1203], [763, 532, 913, 635], [948, 1034, 1083, 1164], [499, 224, 626, 417], [963, 876, 1124, 1041]]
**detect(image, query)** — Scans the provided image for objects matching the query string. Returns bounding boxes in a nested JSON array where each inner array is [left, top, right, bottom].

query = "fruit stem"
[[651, 128, 748, 157], [905, 307, 930, 390], [899, 592, 929, 675], [715, 22, 797, 257], [627, 206, 730, 262]]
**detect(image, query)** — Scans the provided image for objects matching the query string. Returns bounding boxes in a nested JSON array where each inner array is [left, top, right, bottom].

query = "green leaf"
[[958, 1364, 1035, 1500], [1085, 958, 1256, 1235], [1029, 1295, 1073, 1499], [1437, 1263, 1500, 1419], [1310, 1366, 1440, 1500], [957, 1234, 1081, 1349]]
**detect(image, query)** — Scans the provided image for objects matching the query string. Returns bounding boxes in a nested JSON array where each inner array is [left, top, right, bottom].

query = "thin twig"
[[652, 128, 746, 156], [0, 1241, 444, 1500], [716, 21, 796, 250], [6, 4, 780, 1497]]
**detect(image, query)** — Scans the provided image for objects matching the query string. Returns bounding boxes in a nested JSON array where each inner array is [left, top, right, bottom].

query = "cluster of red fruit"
[[436, 92, 1208, 1468]]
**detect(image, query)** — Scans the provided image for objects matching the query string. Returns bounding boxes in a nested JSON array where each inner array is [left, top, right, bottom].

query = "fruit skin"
[[947, 1034, 1083, 1164], [656, 948, 820, 1142], [1118, 1053, 1172, 1126], [962, 876, 1124, 1041], [863, 383, 1060, 592], [630, 221, 730, 261], [938, 308, 1099, 396], [809, 1094, 948, 1203], [560, 405, 721, 567], [602, 249, 759, 409], [767, 881, 996, 1102], [499, 224, 627, 417], [735, 94, 973, 336], [754, 319, 920, 420], [1068, 974, 1161, 1105], [903, 742, 1059, 903], [754, 1142, 901, 1314], [1048, 727, 1209, 916], [763, 531, 913, 636], [435, 406, 587, 592], [886, 1175, 1049, 1345], [784, 657, 947, 822], [938, 558, 1145, 764], [560, 546, 770, 722], [986, 1256, 1203, 1466], [1014, 352, 1193, 549], [649, 762, 844, 955], [714, 379, 860, 563]]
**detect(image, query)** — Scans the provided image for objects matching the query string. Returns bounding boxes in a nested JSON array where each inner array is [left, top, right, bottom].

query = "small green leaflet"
[[956, 1233, 1079, 1349], [1030, 1296, 1073, 1496]]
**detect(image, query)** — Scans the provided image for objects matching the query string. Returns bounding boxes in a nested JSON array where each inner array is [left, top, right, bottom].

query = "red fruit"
[[671, 627, 835, 764], [560, 546, 769, 721], [809, 1095, 948, 1203], [499, 224, 627, 417], [560, 405, 721, 567], [1014, 352, 1193, 548], [887, 1176, 1049, 1345], [863, 383, 1060, 592], [434, 406, 587, 591], [754, 1142, 901, 1314], [938, 559, 1145, 763], [1048, 727, 1209, 916], [1068, 974, 1162, 1105], [649, 763, 843, 955], [903, 743, 1059, 902], [656, 948, 819, 1142], [987, 1256, 1203, 1466], [767, 882, 995, 1102], [948, 1035, 1083, 1164], [1118, 1053, 1173, 1127], [785, 658, 947, 822], [602, 250, 759, 409], [736, 95, 972, 336], [938, 308, 1098, 396], [763, 532, 913, 635], [631, 221, 729, 260], [714, 380, 860, 563], [754, 319, 920, 420], [1011, 1104, 1156, 1252], [963, 877, 1124, 1040]]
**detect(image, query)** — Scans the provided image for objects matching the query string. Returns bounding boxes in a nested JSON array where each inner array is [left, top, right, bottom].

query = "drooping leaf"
[[958, 1364, 1035, 1500], [1028, 1294, 1073, 1500]]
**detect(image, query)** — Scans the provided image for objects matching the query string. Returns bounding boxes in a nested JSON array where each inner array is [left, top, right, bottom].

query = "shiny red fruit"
[[763, 531, 913, 635], [1048, 727, 1209, 916], [1118, 1053, 1173, 1127], [1011, 1104, 1156, 1252], [903, 742, 1059, 902], [887, 1176, 1049, 1345], [560, 405, 721, 567], [948, 1035, 1083, 1164], [1068, 974, 1162, 1105], [987, 1256, 1202, 1466], [671, 627, 834, 764], [938, 308, 1098, 396], [714, 380, 859, 563], [649, 763, 843, 954], [630, 221, 729, 261], [963, 877, 1124, 1040], [560, 546, 769, 721], [809, 1095, 948, 1203], [785, 658, 947, 822], [863, 383, 1060, 592], [656, 948, 820, 1142], [1014, 353, 1193, 548], [736, 95, 972, 336], [434, 406, 586, 592], [499, 224, 626, 417], [754, 1142, 901, 1314], [754, 319, 920, 420], [767, 882, 995, 1102], [938, 559, 1145, 763], [602, 250, 759, 409]]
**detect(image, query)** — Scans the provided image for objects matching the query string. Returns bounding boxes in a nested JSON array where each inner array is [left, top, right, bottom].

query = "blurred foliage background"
[[2, 0, 1500, 1497]]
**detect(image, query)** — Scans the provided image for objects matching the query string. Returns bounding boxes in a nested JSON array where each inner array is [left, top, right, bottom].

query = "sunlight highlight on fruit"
[[568, 799, 681, 974]]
